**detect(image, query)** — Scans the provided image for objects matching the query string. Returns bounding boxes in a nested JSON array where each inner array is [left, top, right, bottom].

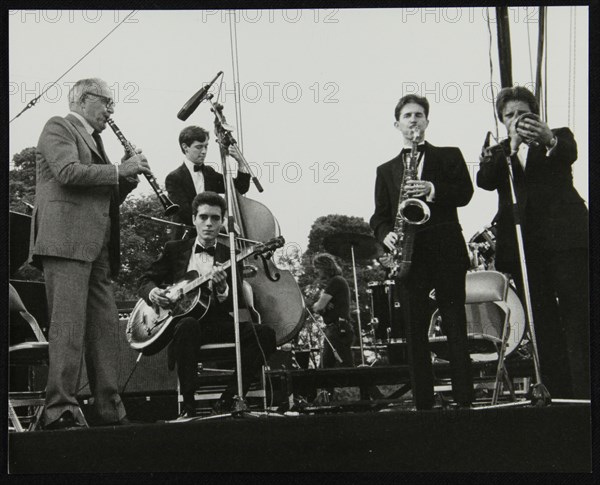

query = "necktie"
[[400, 145, 425, 156], [92, 131, 108, 163], [195, 244, 216, 256], [193, 164, 205, 173]]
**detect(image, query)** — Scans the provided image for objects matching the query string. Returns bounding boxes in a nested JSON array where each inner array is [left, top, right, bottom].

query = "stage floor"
[[8, 402, 591, 472]]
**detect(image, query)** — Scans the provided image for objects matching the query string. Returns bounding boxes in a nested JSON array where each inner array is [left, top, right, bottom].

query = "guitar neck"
[[175, 245, 255, 296]]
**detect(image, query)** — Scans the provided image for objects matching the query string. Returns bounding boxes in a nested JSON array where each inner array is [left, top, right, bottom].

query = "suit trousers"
[[41, 245, 126, 426], [172, 316, 276, 406], [508, 247, 590, 399], [399, 257, 473, 410]]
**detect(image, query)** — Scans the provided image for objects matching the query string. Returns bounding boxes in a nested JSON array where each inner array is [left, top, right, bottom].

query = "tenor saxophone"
[[381, 128, 430, 280]]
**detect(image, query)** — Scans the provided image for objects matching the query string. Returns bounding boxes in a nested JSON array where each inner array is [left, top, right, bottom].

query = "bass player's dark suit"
[[138, 238, 276, 412], [477, 128, 589, 398], [165, 163, 250, 240], [370, 141, 474, 409]]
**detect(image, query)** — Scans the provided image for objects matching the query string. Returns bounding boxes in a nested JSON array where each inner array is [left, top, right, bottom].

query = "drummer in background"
[[311, 253, 355, 368]]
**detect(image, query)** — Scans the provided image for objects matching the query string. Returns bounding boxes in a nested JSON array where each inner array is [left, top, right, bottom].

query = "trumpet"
[[514, 112, 541, 148], [106, 119, 179, 216]]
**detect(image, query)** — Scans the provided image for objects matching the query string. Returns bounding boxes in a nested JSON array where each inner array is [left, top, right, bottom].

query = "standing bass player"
[[370, 94, 474, 410]]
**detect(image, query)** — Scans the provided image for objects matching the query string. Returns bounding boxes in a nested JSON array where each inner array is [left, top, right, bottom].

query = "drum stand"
[[348, 245, 368, 366], [499, 149, 551, 407], [307, 309, 344, 366]]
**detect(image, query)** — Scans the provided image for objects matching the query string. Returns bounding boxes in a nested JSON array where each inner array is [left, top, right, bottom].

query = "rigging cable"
[[228, 10, 244, 151], [543, 6, 548, 121], [485, 8, 500, 139], [10, 10, 138, 124], [534, 6, 546, 121], [526, 7, 535, 87], [567, 7, 577, 131]]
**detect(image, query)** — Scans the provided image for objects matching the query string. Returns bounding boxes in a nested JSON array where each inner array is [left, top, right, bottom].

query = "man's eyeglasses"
[[84, 92, 115, 109]]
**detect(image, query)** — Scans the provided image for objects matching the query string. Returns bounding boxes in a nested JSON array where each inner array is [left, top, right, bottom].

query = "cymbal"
[[322, 232, 379, 260]]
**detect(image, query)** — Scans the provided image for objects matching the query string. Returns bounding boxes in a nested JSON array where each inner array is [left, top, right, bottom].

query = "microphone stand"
[[206, 97, 266, 418], [498, 142, 551, 407]]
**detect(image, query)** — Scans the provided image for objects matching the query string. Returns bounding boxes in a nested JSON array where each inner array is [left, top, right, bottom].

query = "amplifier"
[[78, 317, 178, 396]]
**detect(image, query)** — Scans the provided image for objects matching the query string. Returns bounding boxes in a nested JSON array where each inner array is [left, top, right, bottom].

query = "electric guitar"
[[126, 236, 284, 355]]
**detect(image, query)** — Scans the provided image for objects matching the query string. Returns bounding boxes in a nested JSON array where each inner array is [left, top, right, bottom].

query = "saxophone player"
[[370, 94, 474, 410]]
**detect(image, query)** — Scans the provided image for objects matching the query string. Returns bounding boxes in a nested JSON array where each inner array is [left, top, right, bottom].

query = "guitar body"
[[126, 271, 213, 355], [125, 237, 285, 355]]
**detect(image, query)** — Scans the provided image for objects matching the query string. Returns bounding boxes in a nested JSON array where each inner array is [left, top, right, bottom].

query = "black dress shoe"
[[44, 411, 86, 431], [211, 399, 232, 416]]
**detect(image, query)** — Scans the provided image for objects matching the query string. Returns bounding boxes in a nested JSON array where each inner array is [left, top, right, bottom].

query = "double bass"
[[212, 103, 305, 346]]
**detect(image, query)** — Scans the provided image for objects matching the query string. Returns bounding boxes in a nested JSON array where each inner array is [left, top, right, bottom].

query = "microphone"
[[177, 71, 223, 121]]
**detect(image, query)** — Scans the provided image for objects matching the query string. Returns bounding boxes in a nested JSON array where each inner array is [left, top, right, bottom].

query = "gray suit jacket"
[[28, 113, 136, 276]]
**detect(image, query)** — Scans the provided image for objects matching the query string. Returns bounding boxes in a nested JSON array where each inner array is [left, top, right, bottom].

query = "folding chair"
[[9, 283, 49, 432]]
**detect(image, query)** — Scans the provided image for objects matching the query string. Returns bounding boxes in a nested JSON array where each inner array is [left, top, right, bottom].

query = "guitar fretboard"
[[170, 245, 256, 297]]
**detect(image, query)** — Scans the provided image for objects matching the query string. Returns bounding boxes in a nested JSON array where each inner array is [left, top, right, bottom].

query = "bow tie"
[[401, 145, 425, 156], [193, 164, 205, 173], [195, 244, 216, 256]]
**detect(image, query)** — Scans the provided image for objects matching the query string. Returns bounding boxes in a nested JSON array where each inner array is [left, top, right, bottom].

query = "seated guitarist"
[[138, 191, 276, 417]]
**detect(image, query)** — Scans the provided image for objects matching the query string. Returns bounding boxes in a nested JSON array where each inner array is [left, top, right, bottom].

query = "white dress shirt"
[[187, 240, 229, 302], [183, 158, 205, 194], [514, 138, 558, 170]]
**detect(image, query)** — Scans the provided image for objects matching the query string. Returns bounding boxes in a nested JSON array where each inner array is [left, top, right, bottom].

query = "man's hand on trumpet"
[[512, 113, 556, 149]]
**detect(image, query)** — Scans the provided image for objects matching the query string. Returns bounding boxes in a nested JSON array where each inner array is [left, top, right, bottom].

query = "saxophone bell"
[[398, 198, 430, 225], [398, 127, 430, 225]]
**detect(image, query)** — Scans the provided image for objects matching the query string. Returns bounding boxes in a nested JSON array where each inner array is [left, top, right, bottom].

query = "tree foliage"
[[8, 147, 171, 298], [294, 214, 387, 363], [9, 147, 37, 213], [301, 214, 386, 311], [113, 194, 173, 300]]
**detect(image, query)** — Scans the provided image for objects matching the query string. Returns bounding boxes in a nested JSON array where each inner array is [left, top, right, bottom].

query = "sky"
[[8, 7, 589, 260]]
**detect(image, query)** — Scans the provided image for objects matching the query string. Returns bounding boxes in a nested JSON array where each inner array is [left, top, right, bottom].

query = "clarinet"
[[106, 118, 179, 216]]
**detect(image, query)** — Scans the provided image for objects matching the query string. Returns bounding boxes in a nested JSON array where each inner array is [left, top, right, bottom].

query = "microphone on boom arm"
[[177, 71, 223, 121]]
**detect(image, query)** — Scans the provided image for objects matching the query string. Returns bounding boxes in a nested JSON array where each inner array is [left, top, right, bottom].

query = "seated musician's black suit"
[[165, 164, 250, 239], [138, 238, 276, 413]]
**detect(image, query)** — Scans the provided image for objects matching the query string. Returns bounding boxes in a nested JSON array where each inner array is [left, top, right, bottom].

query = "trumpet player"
[[370, 94, 474, 410], [477, 86, 589, 399], [28, 78, 152, 429]]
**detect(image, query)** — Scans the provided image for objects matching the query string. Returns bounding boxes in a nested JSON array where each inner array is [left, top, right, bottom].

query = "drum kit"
[[323, 224, 527, 365]]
